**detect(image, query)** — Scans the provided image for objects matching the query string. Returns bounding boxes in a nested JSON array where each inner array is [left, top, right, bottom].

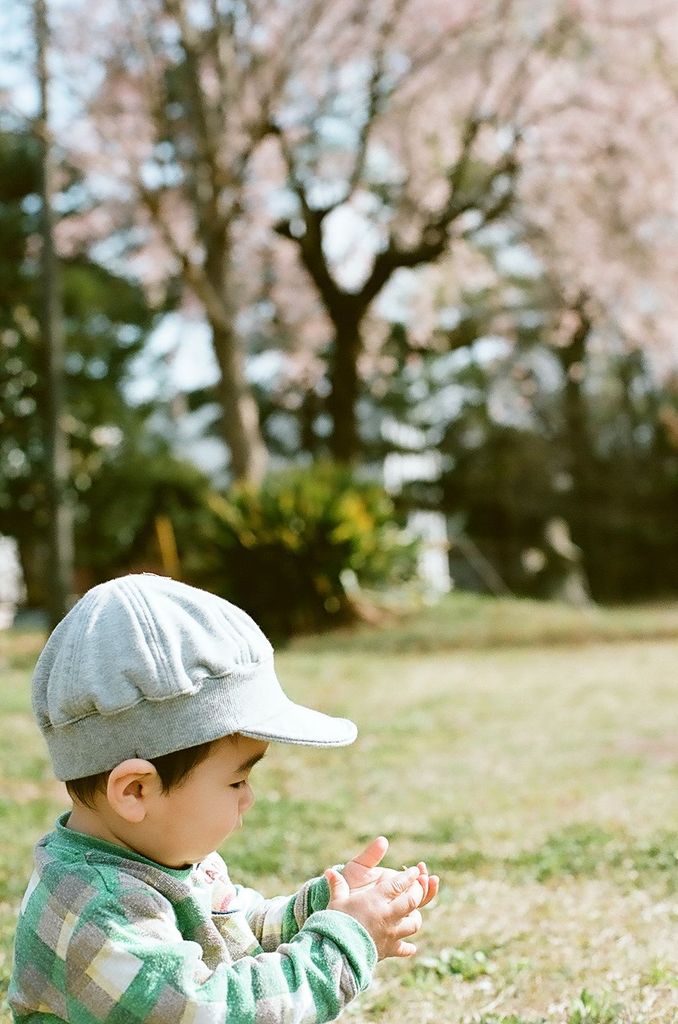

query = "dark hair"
[[65, 739, 216, 809]]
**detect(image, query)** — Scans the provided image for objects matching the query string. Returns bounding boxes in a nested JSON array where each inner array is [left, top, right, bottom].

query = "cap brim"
[[239, 697, 357, 747]]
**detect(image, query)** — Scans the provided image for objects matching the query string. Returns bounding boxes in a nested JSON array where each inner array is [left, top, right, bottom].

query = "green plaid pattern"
[[9, 816, 375, 1023]]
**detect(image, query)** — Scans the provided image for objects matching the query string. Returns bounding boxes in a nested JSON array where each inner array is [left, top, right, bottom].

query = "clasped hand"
[[324, 836, 439, 961]]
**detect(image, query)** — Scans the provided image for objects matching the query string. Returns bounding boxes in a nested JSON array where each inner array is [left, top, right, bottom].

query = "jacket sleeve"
[[202, 852, 333, 951], [50, 889, 376, 1024], [234, 873, 334, 951]]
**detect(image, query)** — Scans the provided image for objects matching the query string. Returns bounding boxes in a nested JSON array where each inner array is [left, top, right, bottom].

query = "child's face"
[[145, 734, 269, 868]]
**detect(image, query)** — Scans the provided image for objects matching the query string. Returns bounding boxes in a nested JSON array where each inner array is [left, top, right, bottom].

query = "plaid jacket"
[[9, 815, 376, 1023]]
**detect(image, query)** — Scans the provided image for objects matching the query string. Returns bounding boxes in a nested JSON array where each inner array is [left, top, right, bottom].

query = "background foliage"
[[1, 0, 677, 624], [198, 463, 418, 637]]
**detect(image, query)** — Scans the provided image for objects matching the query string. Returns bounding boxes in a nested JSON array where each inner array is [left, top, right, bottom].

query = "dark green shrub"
[[74, 442, 215, 588], [201, 462, 418, 638]]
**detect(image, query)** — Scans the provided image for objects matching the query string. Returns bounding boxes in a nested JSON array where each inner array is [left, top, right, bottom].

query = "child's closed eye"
[[230, 779, 248, 789]]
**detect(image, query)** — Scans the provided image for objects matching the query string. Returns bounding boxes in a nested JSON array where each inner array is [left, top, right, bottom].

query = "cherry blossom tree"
[[268, 0, 532, 461], [44, 0, 549, 469], [51, 0, 313, 481], [517, 2, 678, 368], [493, 1, 678, 547], [47, 0, 678, 472], [257, 0, 678, 460]]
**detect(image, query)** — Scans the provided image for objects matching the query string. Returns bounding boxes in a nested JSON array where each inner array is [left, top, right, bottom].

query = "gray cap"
[[32, 573, 357, 780]]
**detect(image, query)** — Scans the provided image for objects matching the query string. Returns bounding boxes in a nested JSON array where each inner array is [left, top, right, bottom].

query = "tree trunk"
[[299, 388, 322, 457], [17, 537, 49, 611], [327, 317, 362, 463], [210, 321, 268, 484], [35, 0, 75, 626], [561, 325, 591, 492], [203, 237, 268, 484], [555, 306, 595, 573]]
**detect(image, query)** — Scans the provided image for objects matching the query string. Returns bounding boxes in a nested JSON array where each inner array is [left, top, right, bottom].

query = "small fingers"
[[406, 862, 439, 907], [392, 938, 417, 958], [324, 868, 350, 904], [394, 908, 422, 938], [420, 874, 440, 908], [384, 866, 420, 898], [417, 866, 428, 904], [388, 879, 424, 916]]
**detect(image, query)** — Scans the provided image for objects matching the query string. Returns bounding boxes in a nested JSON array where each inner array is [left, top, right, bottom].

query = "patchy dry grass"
[[293, 592, 678, 655], [1, 597, 677, 1022]]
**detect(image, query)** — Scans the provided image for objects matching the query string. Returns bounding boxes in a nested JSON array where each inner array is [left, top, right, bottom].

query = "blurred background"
[[1, 0, 677, 635]]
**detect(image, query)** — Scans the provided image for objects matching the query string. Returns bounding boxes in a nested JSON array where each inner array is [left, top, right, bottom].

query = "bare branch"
[[344, 0, 410, 199], [162, 0, 223, 199], [138, 180, 233, 332], [272, 125, 347, 317], [585, 2, 678, 30], [206, 0, 231, 128]]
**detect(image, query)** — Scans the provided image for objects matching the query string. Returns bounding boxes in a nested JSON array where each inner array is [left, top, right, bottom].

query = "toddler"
[[9, 573, 437, 1023]]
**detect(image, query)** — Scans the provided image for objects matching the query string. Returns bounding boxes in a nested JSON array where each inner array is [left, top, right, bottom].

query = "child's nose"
[[240, 783, 255, 813]]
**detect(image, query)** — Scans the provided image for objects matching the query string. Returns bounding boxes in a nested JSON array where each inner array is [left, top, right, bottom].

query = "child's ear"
[[106, 759, 159, 823]]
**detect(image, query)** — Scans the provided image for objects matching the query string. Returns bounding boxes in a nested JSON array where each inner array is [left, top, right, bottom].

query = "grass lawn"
[[1, 594, 677, 1023]]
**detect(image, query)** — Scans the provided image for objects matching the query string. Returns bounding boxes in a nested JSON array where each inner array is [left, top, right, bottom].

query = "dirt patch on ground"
[[617, 735, 678, 765]]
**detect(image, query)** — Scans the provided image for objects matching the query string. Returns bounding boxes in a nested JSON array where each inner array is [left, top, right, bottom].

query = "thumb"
[[324, 868, 350, 903], [350, 835, 389, 870]]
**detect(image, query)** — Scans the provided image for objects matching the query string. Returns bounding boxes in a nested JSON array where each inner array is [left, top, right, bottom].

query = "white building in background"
[[406, 508, 452, 595], [382, 420, 451, 596], [0, 536, 24, 628]]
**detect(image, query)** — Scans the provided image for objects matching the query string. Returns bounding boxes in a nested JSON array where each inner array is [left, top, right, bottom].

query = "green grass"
[[292, 592, 678, 654], [1, 595, 678, 1022]]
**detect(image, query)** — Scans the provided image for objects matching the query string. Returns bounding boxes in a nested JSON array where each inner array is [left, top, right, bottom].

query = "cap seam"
[[66, 583, 104, 695], [41, 663, 276, 730], [120, 578, 173, 693]]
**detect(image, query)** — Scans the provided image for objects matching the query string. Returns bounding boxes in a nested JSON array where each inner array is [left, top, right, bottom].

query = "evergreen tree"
[[0, 126, 209, 606]]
